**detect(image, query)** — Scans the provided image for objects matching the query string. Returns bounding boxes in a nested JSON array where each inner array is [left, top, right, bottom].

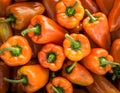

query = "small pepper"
[[62, 61, 94, 86], [4, 64, 49, 93], [55, 0, 84, 29], [0, 35, 32, 66], [0, 2, 45, 30], [108, 0, 120, 32], [63, 33, 91, 61], [82, 48, 120, 75], [38, 43, 65, 71], [21, 15, 67, 44], [83, 9, 111, 50], [46, 76, 73, 93]]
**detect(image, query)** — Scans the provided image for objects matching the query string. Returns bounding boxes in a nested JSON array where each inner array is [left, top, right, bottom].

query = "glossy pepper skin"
[[62, 61, 94, 86], [108, 0, 120, 32], [46, 76, 73, 93], [38, 43, 65, 71], [21, 15, 67, 44], [0, 61, 10, 93], [83, 9, 111, 50], [82, 48, 120, 75], [86, 73, 120, 93], [4, 64, 49, 93], [95, 0, 114, 16], [63, 33, 91, 61], [0, 35, 32, 66], [56, 0, 84, 29], [0, 2, 45, 30]]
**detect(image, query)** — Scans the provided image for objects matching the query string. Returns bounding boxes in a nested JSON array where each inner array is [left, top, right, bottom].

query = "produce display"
[[0, 0, 120, 93]]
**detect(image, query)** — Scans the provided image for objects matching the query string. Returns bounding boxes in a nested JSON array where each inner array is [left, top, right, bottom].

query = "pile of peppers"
[[0, 0, 120, 93]]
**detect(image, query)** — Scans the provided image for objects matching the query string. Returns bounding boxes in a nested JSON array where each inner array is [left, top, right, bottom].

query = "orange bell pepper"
[[63, 33, 91, 61], [62, 61, 94, 86], [0, 35, 32, 66], [46, 76, 73, 93], [82, 48, 120, 75], [108, 0, 120, 32], [83, 9, 111, 50], [21, 15, 67, 44], [55, 0, 84, 29], [4, 64, 49, 93], [38, 43, 65, 71], [0, 2, 45, 30]]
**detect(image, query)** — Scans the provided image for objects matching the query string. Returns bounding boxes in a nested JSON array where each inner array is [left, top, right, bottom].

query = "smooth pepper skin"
[[108, 0, 120, 32], [56, 0, 84, 29], [83, 10, 111, 50], [62, 60, 94, 86], [46, 76, 73, 93], [6, 2, 45, 30], [38, 43, 65, 71], [0, 35, 32, 66]]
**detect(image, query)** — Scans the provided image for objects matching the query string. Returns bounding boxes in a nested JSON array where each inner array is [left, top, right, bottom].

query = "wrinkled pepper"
[[0, 18, 12, 43], [0, 2, 45, 30], [0, 35, 32, 66], [38, 43, 65, 71], [0, 61, 10, 93], [95, 0, 114, 16], [21, 15, 67, 44], [46, 76, 73, 93], [62, 61, 94, 86], [63, 33, 91, 61], [108, 0, 120, 32], [55, 0, 84, 29], [86, 73, 120, 93], [83, 9, 111, 50], [4, 64, 49, 93], [82, 48, 120, 75]]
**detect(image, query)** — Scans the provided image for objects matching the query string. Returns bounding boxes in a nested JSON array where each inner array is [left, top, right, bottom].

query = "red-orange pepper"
[[38, 43, 65, 71], [62, 61, 94, 86], [55, 0, 84, 29], [0, 35, 32, 66], [63, 33, 91, 61], [21, 15, 67, 44], [4, 64, 49, 93], [46, 76, 73, 93], [108, 0, 120, 32], [83, 9, 111, 50], [81, 48, 120, 75]]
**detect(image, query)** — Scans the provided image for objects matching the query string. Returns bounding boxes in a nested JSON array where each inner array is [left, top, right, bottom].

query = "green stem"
[[51, 72, 56, 79], [52, 85, 64, 93], [47, 52, 56, 63], [21, 24, 41, 36], [65, 61, 77, 74], [99, 57, 120, 67], [66, 2, 78, 17], [65, 34, 81, 50], [85, 9, 98, 23]]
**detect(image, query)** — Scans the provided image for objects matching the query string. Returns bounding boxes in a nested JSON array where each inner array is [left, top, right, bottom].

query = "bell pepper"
[[95, 0, 114, 16], [0, 18, 12, 43], [86, 73, 120, 93], [55, 0, 84, 29], [0, 0, 11, 17], [0, 61, 10, 93], [83, 9, 111, 50], [38, 43, 65, 71], [0, 2, 45, 30], [4, 64, 49, 93], [62, 61, 94, 86], [82, 48, 120, 75], [21, 15, 67, 44], [46, 76, 73, 93], [14, 0, 28, 2], [0, 35, 32, 66], [63, 33, 91, 61], [80, 0, 100, 13], [108, 0, 120, 32]]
